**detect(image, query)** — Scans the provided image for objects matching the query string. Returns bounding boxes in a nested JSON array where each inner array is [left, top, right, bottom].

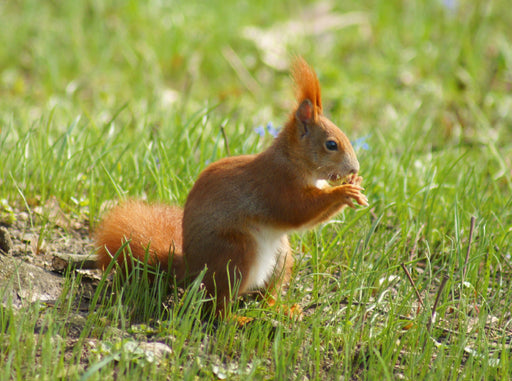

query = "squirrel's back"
[[95, 200, 184, 278]]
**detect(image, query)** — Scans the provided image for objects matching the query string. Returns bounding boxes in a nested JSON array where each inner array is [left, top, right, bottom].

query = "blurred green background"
[[2, 0, 511, 142]]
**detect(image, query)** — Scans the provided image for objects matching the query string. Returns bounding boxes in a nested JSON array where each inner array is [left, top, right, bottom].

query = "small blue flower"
[[441, 0, 457, 12], [254, 125, 266, 137], [255, 122, 280, 138], [352, 135, 370, 151], [266, 122, 280, 138]]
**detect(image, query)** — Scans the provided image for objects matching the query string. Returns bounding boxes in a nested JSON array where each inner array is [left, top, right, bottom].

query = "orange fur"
[[95, 201, 185, 279], [292, 56, 322, 116], [94, 57, 368, 316]]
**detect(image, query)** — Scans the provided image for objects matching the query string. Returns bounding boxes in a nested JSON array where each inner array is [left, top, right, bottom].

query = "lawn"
[[1, 0, 511, 379]]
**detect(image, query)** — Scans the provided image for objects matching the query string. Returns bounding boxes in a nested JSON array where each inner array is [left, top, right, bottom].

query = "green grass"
[[1, 0, 512, 379]]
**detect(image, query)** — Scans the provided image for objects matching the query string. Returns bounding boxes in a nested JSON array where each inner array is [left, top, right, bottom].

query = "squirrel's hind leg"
[[261, 237, 302, 319]]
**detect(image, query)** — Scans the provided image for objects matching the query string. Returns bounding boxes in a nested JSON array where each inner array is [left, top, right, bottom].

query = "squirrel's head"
[[283, 57, 359, 185]]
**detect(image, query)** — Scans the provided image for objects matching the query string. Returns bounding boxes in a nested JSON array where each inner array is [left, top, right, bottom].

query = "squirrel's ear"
[[295, 99, 314, 136]]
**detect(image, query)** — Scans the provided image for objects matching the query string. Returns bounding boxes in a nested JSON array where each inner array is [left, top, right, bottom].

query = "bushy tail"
[[95, 200, 185, 279]]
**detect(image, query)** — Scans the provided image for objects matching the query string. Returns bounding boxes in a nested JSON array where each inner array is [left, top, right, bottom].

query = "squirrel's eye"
[[325, 140, 338, 151]]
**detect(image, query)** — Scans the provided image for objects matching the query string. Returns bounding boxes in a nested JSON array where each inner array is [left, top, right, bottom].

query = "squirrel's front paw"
[[345, 173, 363, 186], [337, 183, 369, 208], [352, 190, 369, 207]]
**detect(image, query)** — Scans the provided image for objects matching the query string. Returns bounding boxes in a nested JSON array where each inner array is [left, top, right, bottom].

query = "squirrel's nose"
[[349, 159, 360, 175]]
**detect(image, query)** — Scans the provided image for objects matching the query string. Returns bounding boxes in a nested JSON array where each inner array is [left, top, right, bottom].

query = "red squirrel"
[[95, 57, 368, 316]]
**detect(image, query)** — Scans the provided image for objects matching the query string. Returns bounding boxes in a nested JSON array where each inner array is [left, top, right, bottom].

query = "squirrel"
[[95, 57, 368, 317]]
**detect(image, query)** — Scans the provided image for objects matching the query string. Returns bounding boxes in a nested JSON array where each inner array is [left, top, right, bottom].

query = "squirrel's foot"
[[232, 315, 254, 326], [282, 303, 303, 321], [265, 296, 303, 321]]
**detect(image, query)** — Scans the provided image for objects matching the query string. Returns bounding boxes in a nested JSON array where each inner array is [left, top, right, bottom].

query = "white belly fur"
[[245, 226, 287, 290]]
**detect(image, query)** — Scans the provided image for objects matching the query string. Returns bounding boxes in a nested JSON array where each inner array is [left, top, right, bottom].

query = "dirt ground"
[[0, 200, 110, 371], [0, 199, 98, 304]]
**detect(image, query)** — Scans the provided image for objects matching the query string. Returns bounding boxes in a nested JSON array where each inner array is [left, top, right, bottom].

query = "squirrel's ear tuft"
[[292, 57, 322, 119]]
